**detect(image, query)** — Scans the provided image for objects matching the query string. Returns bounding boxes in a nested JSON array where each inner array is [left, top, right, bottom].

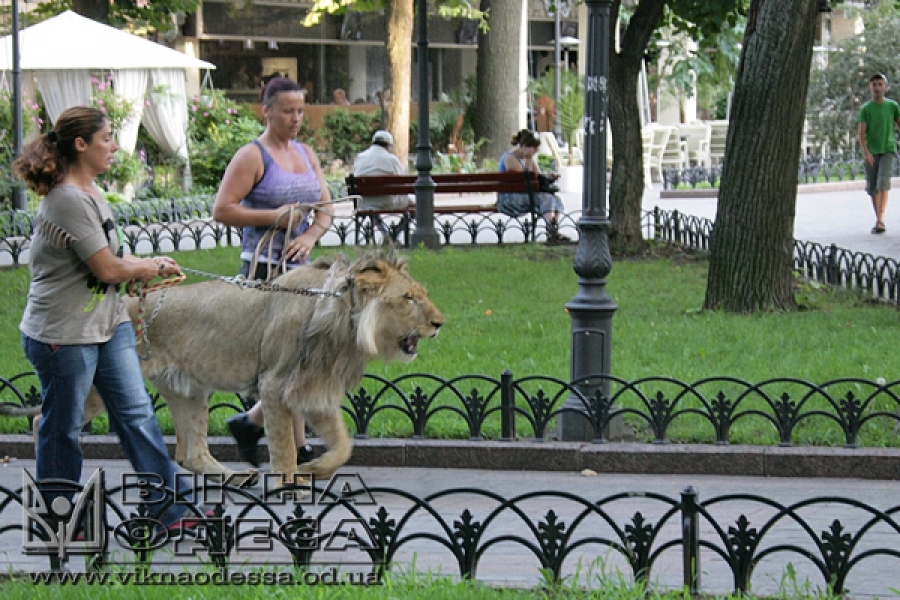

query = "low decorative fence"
[[1, 475, 897, 596], [652, 207, 900, 303], [4, 371, 900, 447], [5, 197, 900, 305], [662, 153, 899, 190]]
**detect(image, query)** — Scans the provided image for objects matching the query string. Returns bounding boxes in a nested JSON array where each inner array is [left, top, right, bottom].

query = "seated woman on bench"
[[497, 129, 569, 244]]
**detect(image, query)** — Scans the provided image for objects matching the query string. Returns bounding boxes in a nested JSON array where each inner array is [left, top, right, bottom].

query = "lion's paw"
[[297, 460, 336, 479]]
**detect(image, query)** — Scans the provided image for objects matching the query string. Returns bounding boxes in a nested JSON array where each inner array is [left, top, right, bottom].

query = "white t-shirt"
[[352, 145, 411, 210]]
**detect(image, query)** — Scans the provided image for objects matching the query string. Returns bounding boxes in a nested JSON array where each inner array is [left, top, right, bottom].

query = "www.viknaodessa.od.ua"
[[28, 567, 383, 586]]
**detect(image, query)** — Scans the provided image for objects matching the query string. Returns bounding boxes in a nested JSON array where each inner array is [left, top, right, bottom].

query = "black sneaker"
[[226, 413, 264, 467], [296, 444, 316, 466]]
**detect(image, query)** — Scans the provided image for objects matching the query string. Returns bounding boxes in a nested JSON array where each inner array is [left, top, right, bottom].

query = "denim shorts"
[[864, 152, 897, 196]]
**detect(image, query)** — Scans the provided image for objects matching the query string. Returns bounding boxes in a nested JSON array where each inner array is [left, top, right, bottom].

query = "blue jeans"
[[22, 323, 190, 526]]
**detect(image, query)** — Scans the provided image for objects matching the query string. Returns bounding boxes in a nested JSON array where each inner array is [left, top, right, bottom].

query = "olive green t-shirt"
[[858, 99, 900, 155], [20, 184, 129, 344]]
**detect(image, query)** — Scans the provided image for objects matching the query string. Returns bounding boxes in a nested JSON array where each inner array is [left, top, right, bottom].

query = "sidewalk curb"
[[3, 435, 898, 480], [659, 176, 900, 199]]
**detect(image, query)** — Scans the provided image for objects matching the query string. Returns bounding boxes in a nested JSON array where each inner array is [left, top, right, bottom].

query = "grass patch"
[[2, 244, 899, 446], [0, 566, 841, 599]]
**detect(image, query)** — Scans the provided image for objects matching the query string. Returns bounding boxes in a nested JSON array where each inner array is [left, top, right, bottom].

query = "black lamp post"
[[11, 0, 26, 211], [558, 0, 618, 441], [410, 0, 440, 249]]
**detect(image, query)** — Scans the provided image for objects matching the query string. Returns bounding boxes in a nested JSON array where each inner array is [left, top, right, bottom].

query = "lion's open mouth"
[[400, 332, 420, 355]]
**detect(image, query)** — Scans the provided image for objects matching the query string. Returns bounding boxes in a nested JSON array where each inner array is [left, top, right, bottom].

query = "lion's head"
[[300, 251, 444, 364], [351, 252, 444, 362]]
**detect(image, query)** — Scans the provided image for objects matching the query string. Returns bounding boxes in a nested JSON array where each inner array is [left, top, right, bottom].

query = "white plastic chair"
[[641, 124, 670, 185], [678, 123, 712, 168], [708, 120, 729, 165], [660, 126, 687, 171], [538, 131, 565, 169]]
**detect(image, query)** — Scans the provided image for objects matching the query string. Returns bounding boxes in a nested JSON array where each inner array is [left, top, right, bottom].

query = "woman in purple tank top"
[[212, 77, 333, 469]]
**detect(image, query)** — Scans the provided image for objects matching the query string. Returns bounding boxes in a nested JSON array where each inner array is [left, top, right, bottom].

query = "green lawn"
[[0, 568, 837, 599], [3, 244, 899, 445]]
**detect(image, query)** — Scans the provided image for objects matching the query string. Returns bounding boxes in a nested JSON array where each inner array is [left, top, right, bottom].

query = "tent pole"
[[11, 0, 26, 211]]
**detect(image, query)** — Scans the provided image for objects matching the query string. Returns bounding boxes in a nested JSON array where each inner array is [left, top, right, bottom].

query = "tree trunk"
[[607, 0, 665, 255], [704, 0, 819, 312], [473, 0, 521, 164], [72, 0, 109, 23], [385, 0, 414, 166]]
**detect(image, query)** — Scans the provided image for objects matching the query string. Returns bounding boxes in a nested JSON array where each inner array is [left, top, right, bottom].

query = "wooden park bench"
[[344, 170, 542, 246]]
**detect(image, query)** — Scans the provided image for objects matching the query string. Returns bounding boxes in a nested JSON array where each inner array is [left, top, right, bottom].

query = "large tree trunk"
[[385, 0, 414, 166], [607, 0, 665, 255], [72, 0, 109, 23], [473, 0, 521, 164], [703, 0, 819, 312]]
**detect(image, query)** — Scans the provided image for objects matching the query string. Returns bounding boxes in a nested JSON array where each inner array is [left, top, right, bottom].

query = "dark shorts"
[[864, 153, 897, 196], [240, 260, 287, 282]]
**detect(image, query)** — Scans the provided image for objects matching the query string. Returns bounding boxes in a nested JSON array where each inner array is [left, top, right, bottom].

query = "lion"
[[32, 250, 444, 482]]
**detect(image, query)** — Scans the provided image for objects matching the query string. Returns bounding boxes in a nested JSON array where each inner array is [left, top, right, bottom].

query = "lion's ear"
[[354, 265, 387, 297]]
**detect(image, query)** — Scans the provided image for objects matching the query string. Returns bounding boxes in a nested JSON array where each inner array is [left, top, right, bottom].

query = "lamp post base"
[[410, 230, 441, 249]]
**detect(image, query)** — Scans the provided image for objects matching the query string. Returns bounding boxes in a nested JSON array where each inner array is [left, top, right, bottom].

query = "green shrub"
[[322, 109, 380, 164], [187, 90, 263, 189]]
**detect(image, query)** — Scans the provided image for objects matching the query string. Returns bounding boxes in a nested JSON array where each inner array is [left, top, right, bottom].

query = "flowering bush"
[[0, 87, 40, 208], [91, 75, 134, 136], [187, 89, 263, 188], [100, 149, 146, 196]]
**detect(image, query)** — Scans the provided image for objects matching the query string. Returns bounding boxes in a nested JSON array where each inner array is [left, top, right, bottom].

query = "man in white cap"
[[352, 130, 413, 239]]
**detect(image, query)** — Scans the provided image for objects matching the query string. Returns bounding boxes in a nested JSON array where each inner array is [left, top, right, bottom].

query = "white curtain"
[[112, 69, 149, 154], [142, 69, 192, 189], [34, 69, 92, 124]]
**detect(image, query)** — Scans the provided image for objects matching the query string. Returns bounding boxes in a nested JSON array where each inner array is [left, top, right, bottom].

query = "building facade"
[[188, 0, 579, 107]]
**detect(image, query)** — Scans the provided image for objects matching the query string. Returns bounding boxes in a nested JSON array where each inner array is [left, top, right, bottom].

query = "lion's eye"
[[404, 294, 417, 304]]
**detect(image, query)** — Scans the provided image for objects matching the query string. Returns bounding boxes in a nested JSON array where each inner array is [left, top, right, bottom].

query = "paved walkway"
[[1, 459, 898, 597], [638, 179, 900, 261]]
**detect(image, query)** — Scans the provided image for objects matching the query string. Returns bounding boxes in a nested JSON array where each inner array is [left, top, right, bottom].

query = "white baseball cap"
[[372, 130, 394, 145]]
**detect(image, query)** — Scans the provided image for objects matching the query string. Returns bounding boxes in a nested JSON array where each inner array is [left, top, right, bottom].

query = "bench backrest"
[[346, 171, 539, 198]]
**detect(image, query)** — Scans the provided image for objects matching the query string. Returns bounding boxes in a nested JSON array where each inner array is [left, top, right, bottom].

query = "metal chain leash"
[[179, 267, 344, 298], [128, 194, 361, 360]]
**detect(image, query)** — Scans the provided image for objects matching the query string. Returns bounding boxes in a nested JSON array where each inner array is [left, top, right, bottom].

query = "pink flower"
[[91, 77, 99, 84], [203, 112, 209, 117], [225, 119, 231, 125]]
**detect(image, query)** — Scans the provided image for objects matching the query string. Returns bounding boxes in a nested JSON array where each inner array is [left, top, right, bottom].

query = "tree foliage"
[[29, 0, 201, 35], [606, 0, 747, 256], [806, 2, 900, 155]]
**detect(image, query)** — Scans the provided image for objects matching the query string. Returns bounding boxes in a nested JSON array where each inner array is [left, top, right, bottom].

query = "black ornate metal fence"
[[1, 476, 897, 596], [652, 207, 900, 303], [4, 371, 900, 447], [5, 197, 900, 305], [662, 153, 899, 190]]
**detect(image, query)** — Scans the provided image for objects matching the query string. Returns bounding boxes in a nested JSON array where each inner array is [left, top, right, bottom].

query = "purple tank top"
[[240, 140, 321, 267]]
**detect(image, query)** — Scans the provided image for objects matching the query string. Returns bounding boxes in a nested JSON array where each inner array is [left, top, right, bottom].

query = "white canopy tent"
[[0, 10, 215, 180]]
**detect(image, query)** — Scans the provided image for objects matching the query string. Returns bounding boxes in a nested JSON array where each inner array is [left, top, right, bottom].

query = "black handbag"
[[537, 173, 560, 194]]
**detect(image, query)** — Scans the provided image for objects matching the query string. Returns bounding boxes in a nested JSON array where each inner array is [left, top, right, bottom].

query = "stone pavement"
[[1, 459, 899, 598], [642, 178, 900, 262]]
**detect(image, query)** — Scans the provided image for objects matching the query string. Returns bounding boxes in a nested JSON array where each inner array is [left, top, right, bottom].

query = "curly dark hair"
[[13, 106, 107, 196]]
